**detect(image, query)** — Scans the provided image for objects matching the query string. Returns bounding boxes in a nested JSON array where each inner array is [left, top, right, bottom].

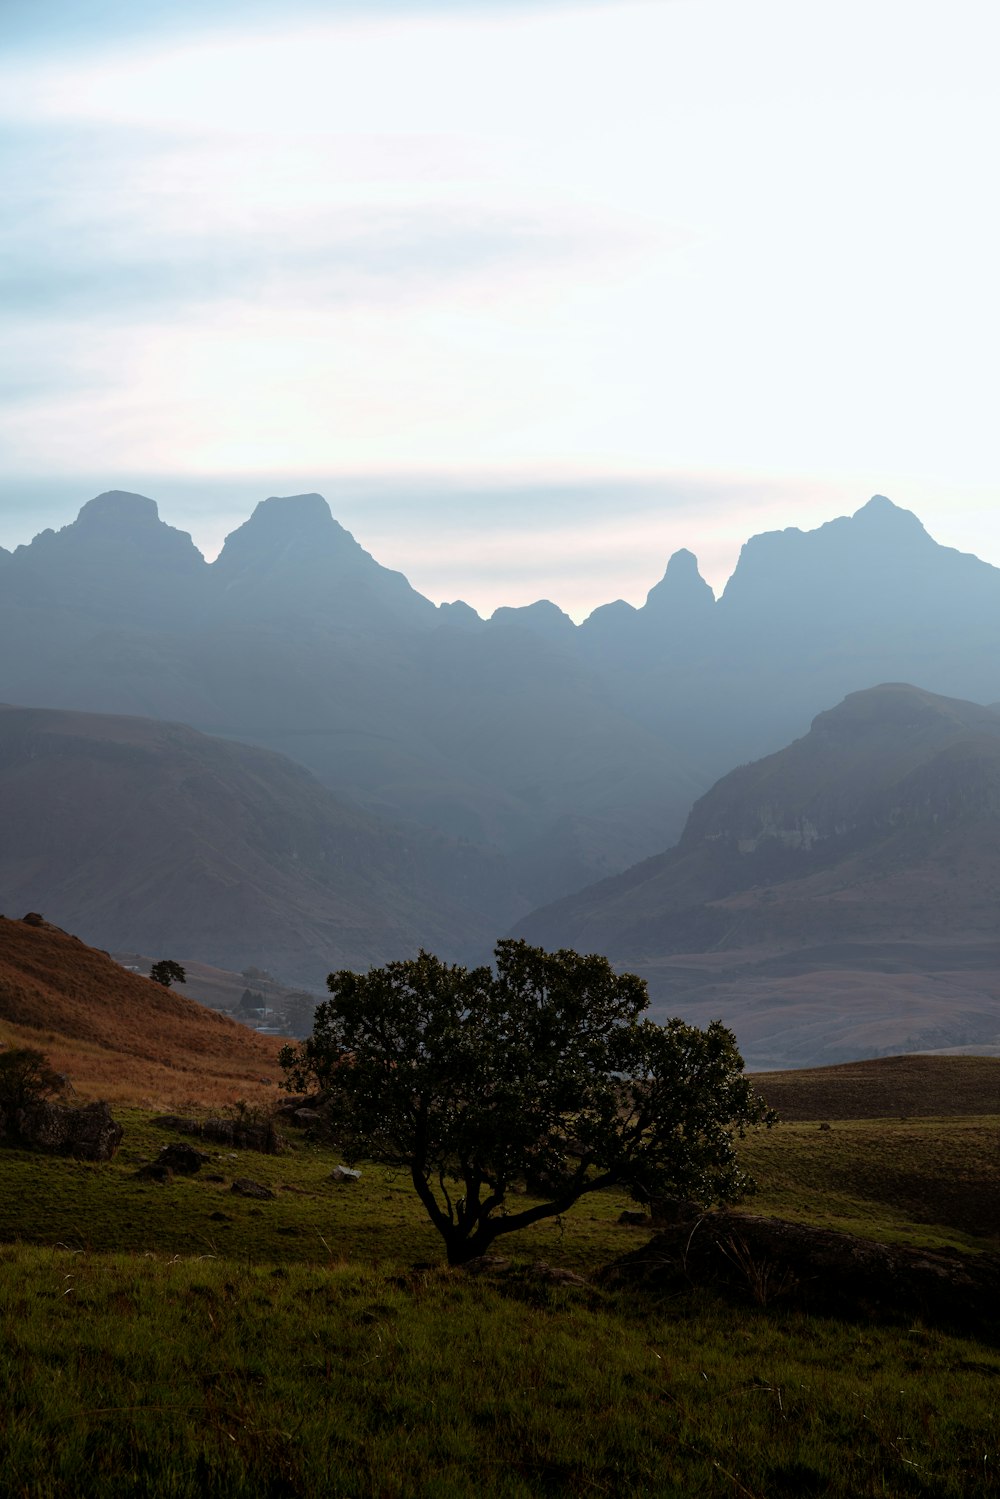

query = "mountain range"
[[4, 489, 1000, 1064], [6, 490, 1000, 911]]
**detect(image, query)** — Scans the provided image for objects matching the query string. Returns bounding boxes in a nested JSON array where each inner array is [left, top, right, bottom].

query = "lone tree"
[[149, 960, 186, 988], [279, 940, 775, 1265], [0, 1047, 66, 1118]]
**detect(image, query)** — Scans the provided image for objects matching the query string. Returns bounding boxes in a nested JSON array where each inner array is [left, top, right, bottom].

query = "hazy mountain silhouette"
[[513, 684, 1000, 1068], [3, 489, 1000, 917], [0, 705, 520, 985], [212, 492, 437, 633]]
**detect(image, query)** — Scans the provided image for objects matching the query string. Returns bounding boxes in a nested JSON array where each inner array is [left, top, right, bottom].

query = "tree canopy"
[[0, 1047, 66, 1117], [149, 960, 186, 988], [280, 940, 774, 1264]]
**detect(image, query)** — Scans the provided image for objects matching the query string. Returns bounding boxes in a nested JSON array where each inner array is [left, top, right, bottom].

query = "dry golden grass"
[[0, 916, 282, 1108]]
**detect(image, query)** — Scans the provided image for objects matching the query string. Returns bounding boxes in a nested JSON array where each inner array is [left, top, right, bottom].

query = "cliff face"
[[681, 685, 1000, 855], [512, 685, 1000, 1068]]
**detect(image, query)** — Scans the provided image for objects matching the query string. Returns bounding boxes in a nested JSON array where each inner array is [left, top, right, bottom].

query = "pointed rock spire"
[[642, 549, 715, 617]]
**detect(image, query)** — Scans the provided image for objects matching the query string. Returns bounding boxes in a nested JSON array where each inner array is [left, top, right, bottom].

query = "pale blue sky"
[[2, 0, 998, 616]]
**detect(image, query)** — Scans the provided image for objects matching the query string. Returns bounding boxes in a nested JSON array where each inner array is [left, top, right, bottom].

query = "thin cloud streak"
[[1, 0, 997, 604]]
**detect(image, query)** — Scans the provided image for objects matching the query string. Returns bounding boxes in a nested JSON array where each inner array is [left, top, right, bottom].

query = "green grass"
[[2, 1106, 1000, 1496], [743, 1116, 1000, 1252], [3, 1245, 1000, 1498]]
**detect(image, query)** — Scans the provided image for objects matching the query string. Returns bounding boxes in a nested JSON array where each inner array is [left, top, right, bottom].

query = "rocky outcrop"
[[154, 1114, 285, 1154], [154, 1142, 209, 1174], [230, 1177, 275, 1200], [10, 1100, 122, 1160], [599, 1210, 1000, 1337]]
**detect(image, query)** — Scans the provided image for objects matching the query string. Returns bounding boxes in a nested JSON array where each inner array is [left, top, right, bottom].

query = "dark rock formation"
[[230, 1177, 275, 1200], [154, 1114, 285, 1154], [134, 1162, 173, 1184], [154, 1142, 209, 1174], [11, 1099, 122, 1160], [599, 1210, 1000, 1337]]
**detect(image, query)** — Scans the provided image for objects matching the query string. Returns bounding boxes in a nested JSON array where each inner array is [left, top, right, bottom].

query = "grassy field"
[[2, 1068, 1000, 1496]]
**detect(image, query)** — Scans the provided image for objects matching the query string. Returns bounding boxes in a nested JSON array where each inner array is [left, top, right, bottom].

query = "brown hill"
[[515, 685, 1000, 1068], [752, 1053, 1000, 1120], [0, 703, 519, 985], [0, 915, 281, 1106]]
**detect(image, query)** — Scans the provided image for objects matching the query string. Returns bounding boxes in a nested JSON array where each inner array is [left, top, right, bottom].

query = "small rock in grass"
[[230, 1177, 275, 1200], [134, 1162, 173, 1184], [329, 1165, 361, 1184], [156, 1143, 209, 1174]]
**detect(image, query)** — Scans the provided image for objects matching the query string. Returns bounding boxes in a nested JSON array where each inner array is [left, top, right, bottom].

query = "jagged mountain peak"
[[211, 490, 437, 628], [852, 493, 928, 534], [75, 489, 163, 529], [490, 599, 575, 636], [643, 548, 715, 615], [438, 599, 484, 628], [213, 492, 360, 572], [8, 489, 206, 616], [719, 493, 952, 617], [243, 491, 341, 534]]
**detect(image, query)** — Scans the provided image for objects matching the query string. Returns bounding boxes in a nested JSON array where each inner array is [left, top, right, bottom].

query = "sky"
[[2, 0, 998, 618]]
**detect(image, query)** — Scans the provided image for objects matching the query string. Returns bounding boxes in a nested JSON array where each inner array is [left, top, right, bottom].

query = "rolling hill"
[[0, 704, 520, 985], [514, 684, 1000, 1068], [0, 914, 281, 1105]]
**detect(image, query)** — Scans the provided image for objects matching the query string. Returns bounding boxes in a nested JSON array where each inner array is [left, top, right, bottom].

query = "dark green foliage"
[[149, 959, 186, 988], [280, 940, 774, 1264], [0, 1046, 66, 1116]]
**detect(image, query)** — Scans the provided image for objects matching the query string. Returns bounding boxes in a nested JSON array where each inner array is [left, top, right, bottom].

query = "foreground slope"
[[0, 915, 280, 1104], [516, 684, 1000, 1067], [0, 704, 518, 984]]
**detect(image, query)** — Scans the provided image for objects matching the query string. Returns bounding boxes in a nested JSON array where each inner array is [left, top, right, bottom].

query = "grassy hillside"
[[2, 1087, 1000, 1498], [4, 953, 1000, 1496], [0, 916, 281, 1106], [754, 1052, 1000, 1120]]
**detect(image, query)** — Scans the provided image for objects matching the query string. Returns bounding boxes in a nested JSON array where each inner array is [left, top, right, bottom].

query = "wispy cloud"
[[1, 0, 998, 603]]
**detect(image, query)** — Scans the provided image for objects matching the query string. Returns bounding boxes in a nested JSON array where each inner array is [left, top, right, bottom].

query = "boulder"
[[329, 1165, 361, 1184], [293, 1108, 323, 1126], [13, 1100, 122, 1160], [230, 1177, 275, 1200], [155, 1142, 209, 1174], [134, 1162, 173, 1184]]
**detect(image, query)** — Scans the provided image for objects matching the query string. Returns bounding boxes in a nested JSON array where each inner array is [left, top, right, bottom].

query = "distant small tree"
[[282, 991, 319, 1038], [280, 940, 775, 1265], [0, 1047, 66, 1117], [150, 960, 186, 988]]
